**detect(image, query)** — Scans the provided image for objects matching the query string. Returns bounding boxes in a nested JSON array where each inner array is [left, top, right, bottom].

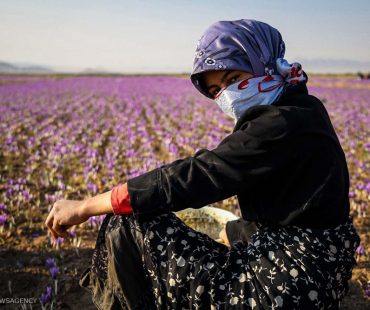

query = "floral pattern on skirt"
[[79, 212, 359, 310]]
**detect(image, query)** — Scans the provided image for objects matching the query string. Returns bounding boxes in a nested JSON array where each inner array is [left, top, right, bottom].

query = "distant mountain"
[[80, 67, 114, 74], [0, 61, 53, 73]]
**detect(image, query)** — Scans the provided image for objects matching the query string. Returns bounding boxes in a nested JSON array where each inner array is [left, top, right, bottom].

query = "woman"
[[45, 19, 360, 309]]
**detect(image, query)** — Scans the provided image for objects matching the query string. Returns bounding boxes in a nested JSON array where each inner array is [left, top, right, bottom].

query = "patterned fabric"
[[213, 59, 307, 122], [79, 212, 359, 309]]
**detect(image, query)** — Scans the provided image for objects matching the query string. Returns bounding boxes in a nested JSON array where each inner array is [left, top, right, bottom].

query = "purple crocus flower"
[[69, 229, 76, 238], [40, 285, 53, 305], [365, 182, 370, 194], [356, 245, 365, 256], [22, 190, 30, 201], [0, 203, 5, 211], [45, 257, 57, 268], [88, 216, 97, 228], [364, 142, 370, 152], [49, 266, 59, 279], [86, 182, 98, 193], [0, 214, 7, 225], [45, 194, 52, 203], [366, 282, 370, 298], [55, 237, 64, 246]]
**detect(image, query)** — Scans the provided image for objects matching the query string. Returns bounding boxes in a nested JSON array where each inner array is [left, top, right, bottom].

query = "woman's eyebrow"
[[206, 70, 234, 92]]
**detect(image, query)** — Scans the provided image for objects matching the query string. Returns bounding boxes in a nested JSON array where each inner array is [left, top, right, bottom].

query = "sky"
[[1, 0, 370, 73]]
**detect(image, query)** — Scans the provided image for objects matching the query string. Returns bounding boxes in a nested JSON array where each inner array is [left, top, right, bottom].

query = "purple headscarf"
[[190, 19, 287, 99]]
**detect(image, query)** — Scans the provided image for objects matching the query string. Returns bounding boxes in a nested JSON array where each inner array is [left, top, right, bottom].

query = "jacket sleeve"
[[111, 182, 133, 215], [127, 107, 292, 216]]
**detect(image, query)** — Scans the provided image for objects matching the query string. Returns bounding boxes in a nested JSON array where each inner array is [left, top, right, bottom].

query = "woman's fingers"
[[45, 199, 82, 242], [52, 219, 69, 239], [45, 204, 68, 240], [45, 210, 59, 241]]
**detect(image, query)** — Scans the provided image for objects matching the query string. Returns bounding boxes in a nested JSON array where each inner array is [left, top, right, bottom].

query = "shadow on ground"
[[0, 247, 96, 309]]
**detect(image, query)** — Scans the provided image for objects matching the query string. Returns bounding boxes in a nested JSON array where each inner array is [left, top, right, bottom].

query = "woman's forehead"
[[202, 70, 230, 83]]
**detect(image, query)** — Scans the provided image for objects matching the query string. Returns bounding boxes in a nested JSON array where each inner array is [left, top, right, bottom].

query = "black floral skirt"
[[79, 212, 359, 310]]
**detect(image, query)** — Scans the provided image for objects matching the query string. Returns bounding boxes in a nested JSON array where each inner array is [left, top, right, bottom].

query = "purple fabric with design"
[[190, 19, 286, 99]]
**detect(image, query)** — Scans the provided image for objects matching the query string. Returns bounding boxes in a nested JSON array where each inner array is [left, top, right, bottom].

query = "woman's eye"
[[229, 75, 240, 84], [211, 75, 240, 98], [212, 89, 221, 97]]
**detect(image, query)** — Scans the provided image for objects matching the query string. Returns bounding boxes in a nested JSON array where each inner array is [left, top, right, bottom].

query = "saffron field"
[[0, 75, 369, 309]]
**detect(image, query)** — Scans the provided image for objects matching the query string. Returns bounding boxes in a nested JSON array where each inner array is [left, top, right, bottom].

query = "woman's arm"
[[82, 183, 133, 216], [45, 190, 114, 241], [45, 107, 289, 239], [81, 189, 115, 217], [45, 186, 133, 241]]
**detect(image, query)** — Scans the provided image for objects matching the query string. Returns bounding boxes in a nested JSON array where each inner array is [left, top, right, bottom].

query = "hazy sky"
[[1, 0, 369, 73]]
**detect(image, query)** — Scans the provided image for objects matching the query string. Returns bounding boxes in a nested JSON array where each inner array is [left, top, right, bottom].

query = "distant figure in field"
[[357, 71, 370, 79], [45, 19, 360, 309]]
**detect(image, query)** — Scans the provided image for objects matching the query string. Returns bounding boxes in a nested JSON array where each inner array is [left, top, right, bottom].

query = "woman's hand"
[[44, 190, 115, 241], [45, 199, 90, 241]]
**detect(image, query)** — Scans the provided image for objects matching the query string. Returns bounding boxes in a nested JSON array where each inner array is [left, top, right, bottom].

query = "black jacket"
[[127, 82, 350, 229]]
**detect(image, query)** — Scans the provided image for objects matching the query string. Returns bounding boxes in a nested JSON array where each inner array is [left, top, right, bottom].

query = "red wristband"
[[111, 183, 133, 215]]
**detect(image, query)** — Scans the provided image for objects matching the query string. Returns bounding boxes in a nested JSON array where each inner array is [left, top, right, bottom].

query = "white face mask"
[[214, 74, 286, 123], [213, 58, 307, 123]]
